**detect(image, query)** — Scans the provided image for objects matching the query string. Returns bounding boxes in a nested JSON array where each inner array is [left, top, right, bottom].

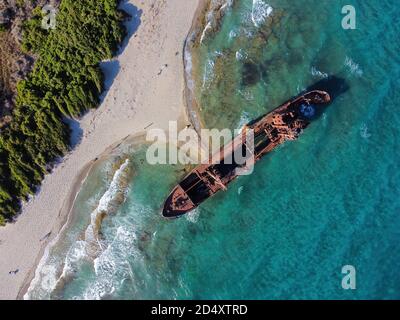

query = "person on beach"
[[9, 269, 19, 275]]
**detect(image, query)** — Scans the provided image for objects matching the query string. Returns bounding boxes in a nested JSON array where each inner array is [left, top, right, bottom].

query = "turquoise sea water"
[[27, 0, 400, 299]]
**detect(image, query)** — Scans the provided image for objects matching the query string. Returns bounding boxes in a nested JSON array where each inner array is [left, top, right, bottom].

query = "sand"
[[0, 0, 202, 300]]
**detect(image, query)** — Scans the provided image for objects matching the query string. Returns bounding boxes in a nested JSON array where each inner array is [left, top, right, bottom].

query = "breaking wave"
[[200, 22, 212, 44], [79, 225, 138, 300], [311, 66, 329, 79], [345, 56, 363, 77], [202, 51, 223, 89], [251, 0, 273, 28], [25, 159, 131, 300], [200, 0, 234, 44], [85, 159, 130, 255]]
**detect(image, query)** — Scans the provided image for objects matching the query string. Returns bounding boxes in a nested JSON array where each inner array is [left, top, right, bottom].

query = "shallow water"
[[27, 0, 400, 299]]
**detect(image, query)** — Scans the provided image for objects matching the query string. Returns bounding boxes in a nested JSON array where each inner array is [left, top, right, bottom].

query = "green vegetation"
[[0, 0, 126, 224]]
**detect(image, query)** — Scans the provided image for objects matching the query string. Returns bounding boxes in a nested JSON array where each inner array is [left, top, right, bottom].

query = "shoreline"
[[0, 0, 202, 300], [182, 0, 234, 135], [18, 133, 135, 299], [17, 158, 96, 299], [183, 0, 209, 134]]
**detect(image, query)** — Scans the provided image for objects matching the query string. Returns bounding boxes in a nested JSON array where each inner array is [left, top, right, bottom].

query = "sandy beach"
[[0, 0, 201, 299]]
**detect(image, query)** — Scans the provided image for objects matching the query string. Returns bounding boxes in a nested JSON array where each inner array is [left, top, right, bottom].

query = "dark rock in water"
[[241, 62, 260, 86]]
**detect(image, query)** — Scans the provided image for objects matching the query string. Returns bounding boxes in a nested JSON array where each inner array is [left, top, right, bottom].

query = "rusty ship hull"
[[162, 90, 331, 218]]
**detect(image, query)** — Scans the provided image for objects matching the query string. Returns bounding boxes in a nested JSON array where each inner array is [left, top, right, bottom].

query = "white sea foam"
[[236, 49, 248, 61], [184, 31, 203, 132], [311, 66, 329, 79], [78, 204, 148, 300], [251, 0, 273, 28], [220, 0, 233, 11], [238, 89, 254, 102], [31, 263, 58, 298], [202, 58, 216, 89], [85, 159, 130, 249], [244, 27, 255, 38], [59, 240, 87, 279], [200, 22, 212, 44], [186, 208, 200, 223], [25, 159, 131, 300], [237, 111, 251, 130], [202, 51, 224, 89], [184, 32, 196, 92], [237, 18, 255, 37], [345, 56, 363, 77], [360, 123, 372, 139], [87, 190, 105, 208], [81, 226, 138, 300], [229, 29, 239, 40], [201, 0, 233, 44], [238, 186, 244, 195]]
